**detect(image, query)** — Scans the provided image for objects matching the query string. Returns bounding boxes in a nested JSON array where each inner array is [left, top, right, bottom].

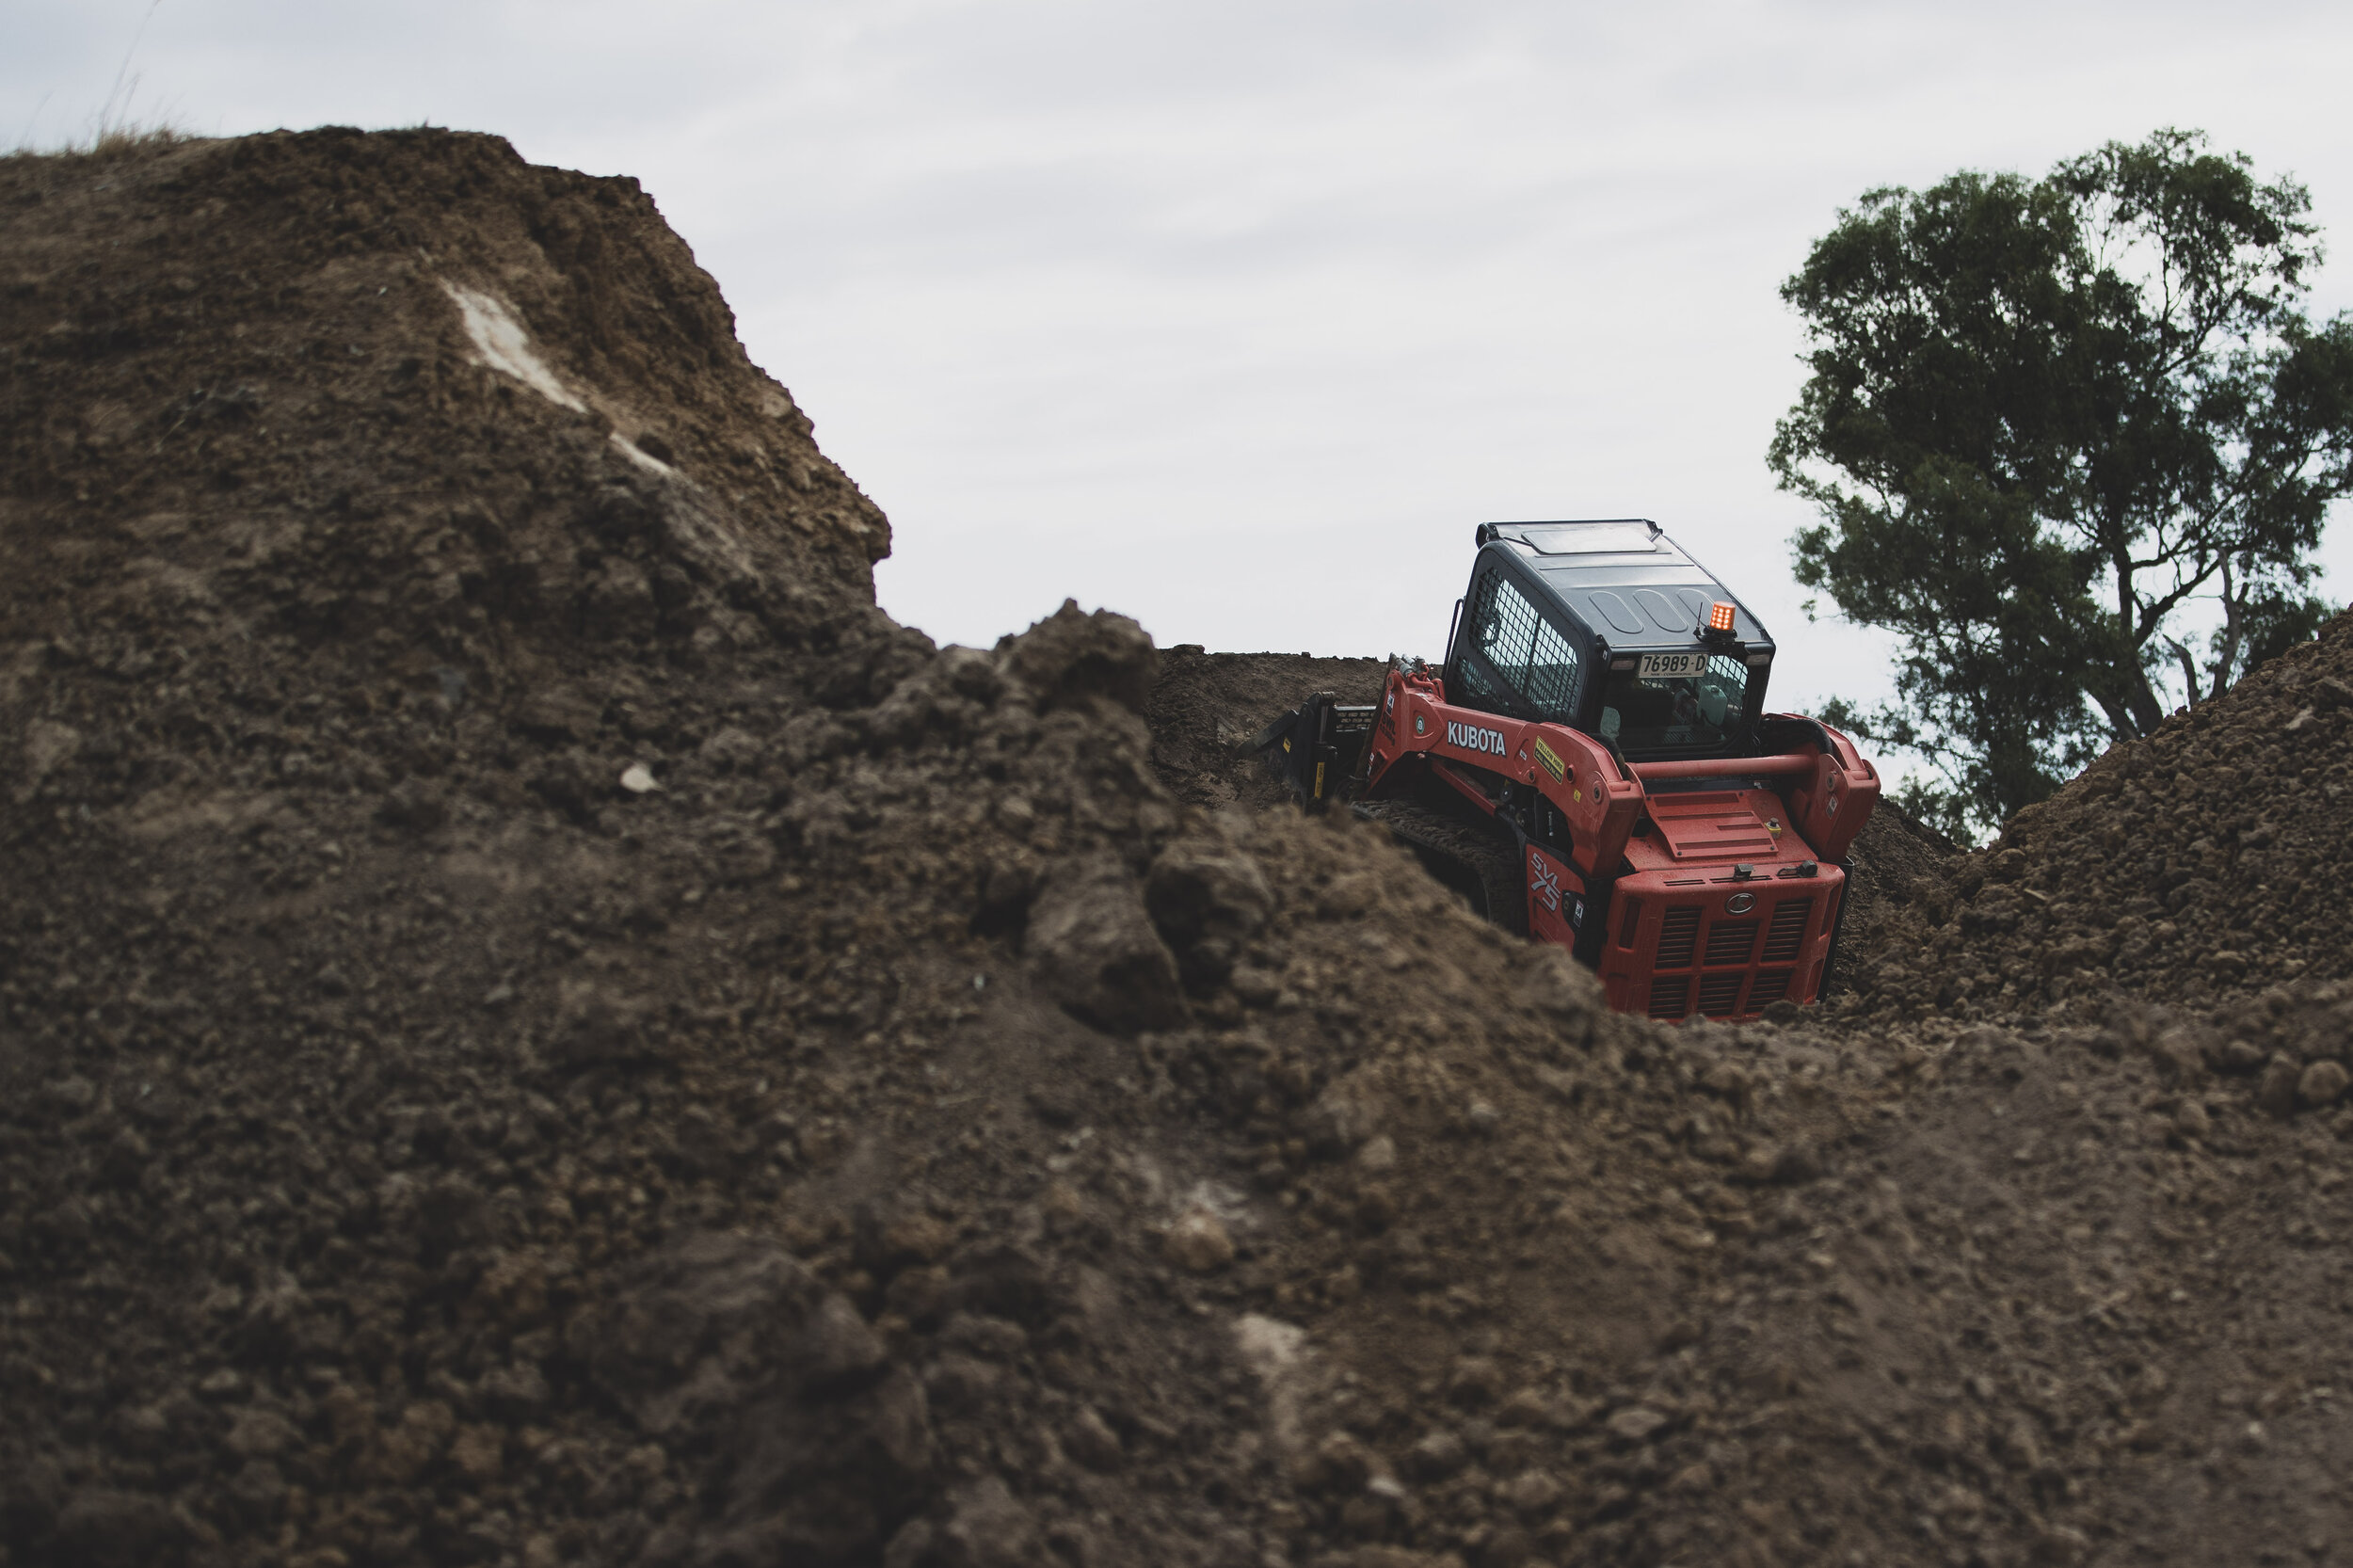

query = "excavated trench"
[[7, 129, 2353, 1568]]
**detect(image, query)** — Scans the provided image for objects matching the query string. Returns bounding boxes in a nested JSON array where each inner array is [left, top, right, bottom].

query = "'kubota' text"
[[1446, 721, 1507, 755]]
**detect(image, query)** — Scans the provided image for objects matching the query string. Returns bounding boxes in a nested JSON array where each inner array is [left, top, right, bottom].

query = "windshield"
[[1596, 652, 1753, 755]]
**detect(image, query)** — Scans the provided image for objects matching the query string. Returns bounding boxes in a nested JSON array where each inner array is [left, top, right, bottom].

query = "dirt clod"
[[2297, 1059, 2349, 1107], [1164, 1208, 1238, 1272]]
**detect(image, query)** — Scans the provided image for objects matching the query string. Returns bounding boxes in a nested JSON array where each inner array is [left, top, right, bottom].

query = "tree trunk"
[[2105, 521, 2166, 736], [2120, 662, 2168, 736], [2089, 688, 2138, 742]]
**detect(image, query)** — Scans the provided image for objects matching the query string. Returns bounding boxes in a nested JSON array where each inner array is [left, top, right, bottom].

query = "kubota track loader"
[[1253, 519, 1879, 1022]]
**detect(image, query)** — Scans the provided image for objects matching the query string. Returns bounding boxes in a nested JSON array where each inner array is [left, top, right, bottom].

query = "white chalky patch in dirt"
[[1234, 1314, 1312, 1450], [1234, 1313, 1305, 1372], [440, 282, 584, 411], [609, 432, 674, 474], [1180, 1177, 1250, 1224]]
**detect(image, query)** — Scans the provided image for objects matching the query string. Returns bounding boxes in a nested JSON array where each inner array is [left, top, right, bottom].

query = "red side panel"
[[1767, 716, 1880, 862], [1526, 845, 1583, 951]]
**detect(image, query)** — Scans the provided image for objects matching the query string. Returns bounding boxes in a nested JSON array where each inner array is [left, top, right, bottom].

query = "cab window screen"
[[1455, 652, 1512, 711], [1471, 572, 1581, 722]]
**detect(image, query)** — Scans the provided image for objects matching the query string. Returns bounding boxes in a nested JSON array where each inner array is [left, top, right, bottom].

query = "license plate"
[[1638, 652, 1705, 679]]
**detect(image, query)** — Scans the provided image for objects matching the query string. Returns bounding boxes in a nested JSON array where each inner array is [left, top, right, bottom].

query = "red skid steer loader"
[[1254, 520, 1879, 1022]]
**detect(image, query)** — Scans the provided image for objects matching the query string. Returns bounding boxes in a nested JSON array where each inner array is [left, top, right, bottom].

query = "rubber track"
[[1354, 798, 1529, 937]]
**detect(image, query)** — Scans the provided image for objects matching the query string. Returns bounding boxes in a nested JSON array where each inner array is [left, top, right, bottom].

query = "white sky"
[[10, 0, 2353, 735]]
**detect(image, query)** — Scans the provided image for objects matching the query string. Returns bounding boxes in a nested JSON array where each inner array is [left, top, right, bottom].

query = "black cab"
[[1443, 519, 1777, 762]]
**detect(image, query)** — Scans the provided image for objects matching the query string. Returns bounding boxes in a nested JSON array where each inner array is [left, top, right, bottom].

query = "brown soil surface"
[[1842, 622, 2353, 1020], [8, 127, 2353, 1568]]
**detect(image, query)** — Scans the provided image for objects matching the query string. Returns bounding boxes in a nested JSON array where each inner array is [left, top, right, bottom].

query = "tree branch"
[[2212, 559, 2246, 700], [2162, 634, 2201, 707]]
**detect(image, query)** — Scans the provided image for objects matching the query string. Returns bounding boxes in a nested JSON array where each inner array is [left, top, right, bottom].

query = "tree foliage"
[[1772, 129, 2353, 839]]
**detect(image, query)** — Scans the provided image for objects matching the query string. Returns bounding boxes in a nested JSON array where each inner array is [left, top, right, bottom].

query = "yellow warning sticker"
[[1533, 737, 1565, 782]]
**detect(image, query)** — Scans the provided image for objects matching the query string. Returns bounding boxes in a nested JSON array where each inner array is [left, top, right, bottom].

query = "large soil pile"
[[1145, 643, 2353, 1567], [8, 127, 2353, 1568], [1841, 618, 2353, 1021]]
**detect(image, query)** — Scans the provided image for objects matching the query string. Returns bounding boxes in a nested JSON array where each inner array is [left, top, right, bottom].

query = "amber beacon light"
[[1707, 600, 1737, 632]]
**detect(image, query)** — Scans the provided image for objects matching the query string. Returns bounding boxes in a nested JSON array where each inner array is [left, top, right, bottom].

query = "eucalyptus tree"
[[1773, 129, 2353, 836]]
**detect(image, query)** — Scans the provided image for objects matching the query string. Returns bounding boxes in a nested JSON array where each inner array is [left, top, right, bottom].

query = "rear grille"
[[1763, 897, 1814, 964], [1657, 906, 1701, 968], [1747, 969, 1792, 1009], [1618, 898, 1643, 950], [1697, 972, 1744, 1017], [1704, 920, 1758, 967], [1648, 975, 1690, 1018]]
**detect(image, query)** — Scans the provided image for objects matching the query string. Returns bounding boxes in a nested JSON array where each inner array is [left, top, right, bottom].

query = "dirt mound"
[[9, 126, 2353, 1568], [1844, 612, 2353, 1022], [0, 129, 1291, 1568]]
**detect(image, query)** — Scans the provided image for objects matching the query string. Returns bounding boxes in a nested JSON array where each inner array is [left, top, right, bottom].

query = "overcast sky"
[[11, 0, 2353, 734]]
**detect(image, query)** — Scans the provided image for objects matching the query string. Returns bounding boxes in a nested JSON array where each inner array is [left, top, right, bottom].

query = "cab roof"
[[1474, 518, 1773, 653]]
